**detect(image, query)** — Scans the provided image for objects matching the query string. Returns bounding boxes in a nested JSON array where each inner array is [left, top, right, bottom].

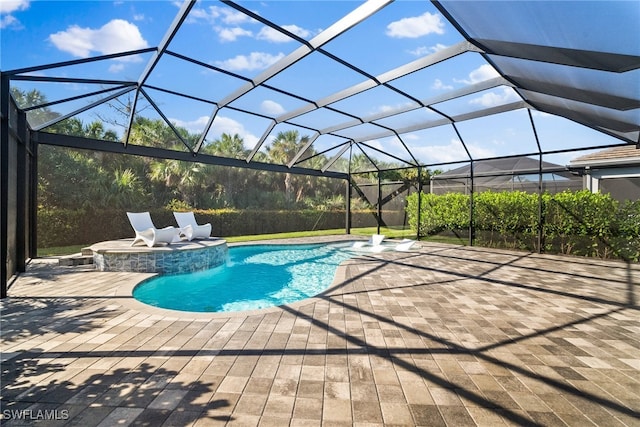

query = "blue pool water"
[[133, 242, 357, 313]]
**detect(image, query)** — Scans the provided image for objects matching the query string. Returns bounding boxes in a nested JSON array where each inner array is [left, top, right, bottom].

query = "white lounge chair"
[[395, 239, 416, 251], [352, 234, 386, 249], [173, 212, 212, 241], [127, 212, 180, 247]]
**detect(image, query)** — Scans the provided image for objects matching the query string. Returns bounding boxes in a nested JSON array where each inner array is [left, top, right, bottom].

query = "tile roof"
[[570, 145, 640, 166]]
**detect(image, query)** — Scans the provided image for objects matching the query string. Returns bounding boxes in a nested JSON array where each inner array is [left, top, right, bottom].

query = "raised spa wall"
[[91, 239, 228, 274]]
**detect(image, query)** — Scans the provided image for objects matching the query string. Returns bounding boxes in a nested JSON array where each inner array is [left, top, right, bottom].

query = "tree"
[[350, 153, 377, 178], [148, 159, 205, 208], [11, 87, 60, 129], [128, 116, 191, 149], [201, 133, 254, 207], [203, 133, 248, 159], [266, 130, 310, 204], [38, 145, 107, 209], [15, 86, 134, 211], [98, 168, 150, 210]]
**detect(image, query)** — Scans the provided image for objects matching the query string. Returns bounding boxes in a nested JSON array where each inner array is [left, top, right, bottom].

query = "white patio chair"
[[173, 212, 212, 241], [127, 212, 180, 247], [394, 239, 416, 251], [352, 234, 386, 249]]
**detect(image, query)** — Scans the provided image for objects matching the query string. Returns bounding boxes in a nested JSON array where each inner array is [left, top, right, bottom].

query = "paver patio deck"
[[2, 237, 639, 426]]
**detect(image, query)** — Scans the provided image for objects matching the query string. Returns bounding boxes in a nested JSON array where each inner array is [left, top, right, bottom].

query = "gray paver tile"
[[408, 404, 446, 426], [3, 238, 638, 427]]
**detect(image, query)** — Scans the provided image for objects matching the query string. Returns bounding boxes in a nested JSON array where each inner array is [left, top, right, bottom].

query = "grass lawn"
[[37, 227, 464, 257]]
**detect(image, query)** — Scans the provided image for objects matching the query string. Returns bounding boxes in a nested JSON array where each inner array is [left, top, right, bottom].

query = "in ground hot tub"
[[89, 238, 228, 274]]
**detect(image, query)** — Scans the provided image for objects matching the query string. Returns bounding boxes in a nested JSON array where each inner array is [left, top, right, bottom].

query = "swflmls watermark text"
[[2, 409, 70, 421]]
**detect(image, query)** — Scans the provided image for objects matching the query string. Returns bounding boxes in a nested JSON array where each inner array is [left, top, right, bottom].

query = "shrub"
[[406, 190, 639, 260], [543, 190, 619, 257], [615, 199, 640, 261], [475, 191, 539, 249], [406, 192, 468, 235]]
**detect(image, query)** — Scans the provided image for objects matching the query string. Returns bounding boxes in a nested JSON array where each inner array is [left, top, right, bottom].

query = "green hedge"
[[406, 192, 469, 235], [406, 190, 640, 261]]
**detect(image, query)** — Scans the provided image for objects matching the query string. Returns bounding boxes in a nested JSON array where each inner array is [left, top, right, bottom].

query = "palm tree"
[[202, 133, 248, 159], [201, 133, 253, 207], [266, 130, 310, 204], [11, 88, 47, 108], [128, 117, 188, 149], [11, 88, 60, 129], [98, 168, 149, 209], [148, 159, 204, 207]]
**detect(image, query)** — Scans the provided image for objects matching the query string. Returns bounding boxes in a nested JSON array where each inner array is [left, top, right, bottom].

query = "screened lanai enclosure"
[[2, 0, 639, 295]]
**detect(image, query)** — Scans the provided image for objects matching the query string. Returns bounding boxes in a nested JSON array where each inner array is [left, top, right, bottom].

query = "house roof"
[[433, 156, 577, 182], [570, 146, 640, 167]]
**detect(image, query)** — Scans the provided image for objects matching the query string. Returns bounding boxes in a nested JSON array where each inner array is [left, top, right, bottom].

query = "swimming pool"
[[132, 242, 357, 313]]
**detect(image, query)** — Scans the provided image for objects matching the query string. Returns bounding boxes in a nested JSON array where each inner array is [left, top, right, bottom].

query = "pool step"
[[58, 252, 94, 266], [81, 247, 93, 256]]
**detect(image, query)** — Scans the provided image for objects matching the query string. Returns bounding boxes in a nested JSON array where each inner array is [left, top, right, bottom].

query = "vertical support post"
[[416, 166, 422, 240], [15, 103, 26, 272], [345, 177, 352, 234], [377, 172, 382, 235], [528, 109, 544, 254], [1, 76, 10, 298], [29, 135, 37, 259], [538, 153, 543, 253], [469, 160, 475, 247], [346, 143, 352, 235]]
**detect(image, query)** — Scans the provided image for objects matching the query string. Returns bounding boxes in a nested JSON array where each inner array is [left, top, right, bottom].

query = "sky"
[[1, 0, 637, 170]]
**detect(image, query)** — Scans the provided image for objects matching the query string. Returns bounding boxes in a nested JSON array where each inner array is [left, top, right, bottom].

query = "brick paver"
[[2, 237, 639, 426]]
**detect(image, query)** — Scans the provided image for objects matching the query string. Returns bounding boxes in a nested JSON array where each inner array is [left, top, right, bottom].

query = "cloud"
[[257, 24, 311, 42], [171, 116, 211, 134], [216, 51, 285, 71], [386, 12, 445, 38], [216, 6, 253, 25], [376, 105, 396, 114], [48, 19, 148, 59], [411, 138, 495, 163], [257, 26, 289, 42], [360, 137, 415, 163], [188, 4, 313, 44], [170, 115, 260, 148], [261, 100, 285, 116], [469, 87, 519, 107], [408, 43, 448, 57], [455, 64, 499, 85], [170, 114, 260, 149], [217, 26, 252, 42], [189, 5, 262, 42], [210, 115, 259, 148], [469, 144, 501, 159], [1, 14, 17, 28], [0, 0, 29, 14], [108, 63, 126, 73], [361, 138, 384, 152], [190, 5, 253, 25], [1, 0, 28, 29], [432, 79, 453, 90], [370, 101, 416, 116], [188, 7, 212, 22]]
